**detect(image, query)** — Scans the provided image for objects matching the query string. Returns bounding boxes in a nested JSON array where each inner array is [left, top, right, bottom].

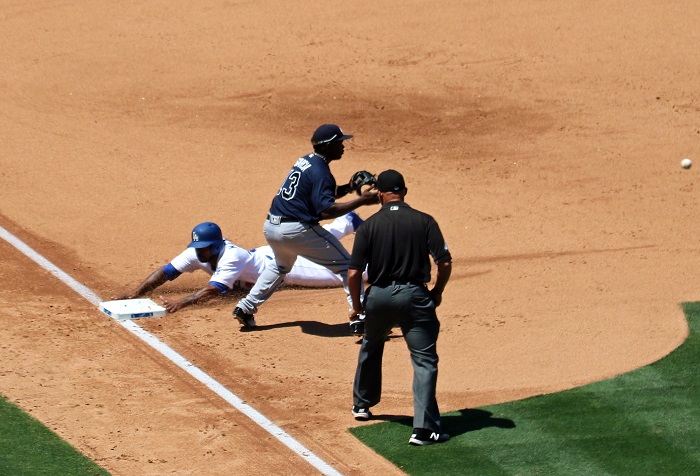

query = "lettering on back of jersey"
[[294, 157, 312, 171]]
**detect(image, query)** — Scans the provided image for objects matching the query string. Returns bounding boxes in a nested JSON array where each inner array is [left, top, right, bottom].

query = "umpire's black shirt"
[[349, 201, 451, 285]]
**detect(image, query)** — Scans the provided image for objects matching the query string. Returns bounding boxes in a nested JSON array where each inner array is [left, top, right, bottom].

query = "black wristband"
[[337, 184, 352, 198]]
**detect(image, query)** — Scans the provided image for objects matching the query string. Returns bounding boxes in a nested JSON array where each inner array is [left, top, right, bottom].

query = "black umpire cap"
[[311, 124, 353, 145], [376, 169, 406, 192]]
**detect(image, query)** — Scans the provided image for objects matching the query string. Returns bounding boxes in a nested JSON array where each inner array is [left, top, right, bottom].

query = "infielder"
[[233, 124, 379, 333], [113, 213, 364, 313]]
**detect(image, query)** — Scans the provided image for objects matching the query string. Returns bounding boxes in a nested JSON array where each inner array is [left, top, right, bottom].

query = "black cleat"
[[349, 320, 365, 336], [351, 405, 372, 421], [408, 428, 450, 446], [233, 307, 257, 329]]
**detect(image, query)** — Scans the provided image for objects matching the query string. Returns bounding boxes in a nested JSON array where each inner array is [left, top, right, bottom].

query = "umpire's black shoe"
[[352, 405, 372, 421], [408, 428, 450, 446], [349, 319, 365, 336], [233, 307, 257, 329]]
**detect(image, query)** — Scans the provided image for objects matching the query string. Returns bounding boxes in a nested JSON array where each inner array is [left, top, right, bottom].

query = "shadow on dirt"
[[242, 320, 353, 337], [243, 321, 406, 340], [387, 408, 516, 438]]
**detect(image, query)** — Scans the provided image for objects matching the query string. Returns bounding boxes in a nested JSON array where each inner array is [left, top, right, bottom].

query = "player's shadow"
[[376, 408, 515, 437], [244, 321, 353, 338], [244, 321, 407, 340]]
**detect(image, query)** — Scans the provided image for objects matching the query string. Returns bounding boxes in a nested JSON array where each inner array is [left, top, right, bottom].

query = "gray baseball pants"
[[353, 282, 442, 432], [236, 220, 353, 314]]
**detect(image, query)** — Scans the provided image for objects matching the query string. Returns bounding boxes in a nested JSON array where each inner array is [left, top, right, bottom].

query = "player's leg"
[[298, 224, 350, 269], [235, 221, 301, 314], [283, 255, 345, 287], [297, 224, 364, 317], [256, 213, 361, 289], [298, 224, 351, 276], [283, 255, 362, 318], [322, 211, 363, 240]]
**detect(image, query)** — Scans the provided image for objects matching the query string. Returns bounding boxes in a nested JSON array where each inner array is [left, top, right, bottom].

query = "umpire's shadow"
[[243, 320, 352, 338], [385, 408, 516, 438]]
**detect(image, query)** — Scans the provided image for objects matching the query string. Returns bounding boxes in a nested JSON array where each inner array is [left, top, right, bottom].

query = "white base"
[[99, 298, 167, 320]]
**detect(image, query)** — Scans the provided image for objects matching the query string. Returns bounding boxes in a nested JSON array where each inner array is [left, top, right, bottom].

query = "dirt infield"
[[1, 1, 698, 474]]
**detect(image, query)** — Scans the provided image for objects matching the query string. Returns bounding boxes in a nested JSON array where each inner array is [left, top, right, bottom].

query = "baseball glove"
[[349, 170, 377, 195]]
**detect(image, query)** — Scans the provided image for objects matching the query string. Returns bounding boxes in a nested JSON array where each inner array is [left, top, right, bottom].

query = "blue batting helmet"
[[188, 222, 224, 251]]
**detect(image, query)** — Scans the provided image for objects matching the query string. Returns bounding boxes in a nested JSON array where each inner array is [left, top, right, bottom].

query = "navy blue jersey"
[[269, 153, 336, 223]]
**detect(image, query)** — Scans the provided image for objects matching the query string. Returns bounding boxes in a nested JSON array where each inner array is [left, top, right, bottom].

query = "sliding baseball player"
[[113, 212, 364, 313]]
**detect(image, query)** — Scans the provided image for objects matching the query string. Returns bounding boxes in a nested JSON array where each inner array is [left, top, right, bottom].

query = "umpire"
[[348, 169, 452, 446]]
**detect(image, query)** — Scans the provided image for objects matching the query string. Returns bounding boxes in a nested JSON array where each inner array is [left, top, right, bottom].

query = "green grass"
[[3, 304, 699, 475], [350, 302, 700, 475], [0, 395, 109, 476]]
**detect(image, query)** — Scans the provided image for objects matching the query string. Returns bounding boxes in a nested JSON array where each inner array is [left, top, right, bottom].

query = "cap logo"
[[192, 232, 200, 242], [316, 133, 338, 144]]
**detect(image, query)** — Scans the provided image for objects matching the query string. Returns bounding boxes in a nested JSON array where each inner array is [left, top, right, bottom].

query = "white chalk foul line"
[[0, 227, 103, 307], [0, 225, 342, 476]]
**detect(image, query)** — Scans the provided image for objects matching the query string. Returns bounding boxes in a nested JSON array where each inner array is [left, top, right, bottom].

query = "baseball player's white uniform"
[[162, 213, 363, 292]]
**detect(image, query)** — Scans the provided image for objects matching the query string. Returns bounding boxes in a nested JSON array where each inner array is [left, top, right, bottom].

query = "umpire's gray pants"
[[353, 282, 442, 432], [237, 220, 352, 314]]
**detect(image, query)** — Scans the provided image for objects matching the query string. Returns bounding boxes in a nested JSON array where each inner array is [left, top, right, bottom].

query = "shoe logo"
[[430, 432, 439, 440]]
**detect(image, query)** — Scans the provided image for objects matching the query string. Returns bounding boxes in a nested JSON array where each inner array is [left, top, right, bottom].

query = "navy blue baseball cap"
[[188, 222, 223, 249], [376, 169, 406, 192], [311, 124, 353, 145]]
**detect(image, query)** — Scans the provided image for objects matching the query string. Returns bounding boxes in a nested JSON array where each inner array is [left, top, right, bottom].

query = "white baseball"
[[681, 158, 692, 169]]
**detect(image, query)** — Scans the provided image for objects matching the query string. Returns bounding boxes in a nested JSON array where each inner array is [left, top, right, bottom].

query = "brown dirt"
[[1, 1, 699, 474]]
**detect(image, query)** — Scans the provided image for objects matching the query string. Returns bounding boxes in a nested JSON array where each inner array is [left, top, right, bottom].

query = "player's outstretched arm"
[[320, 188, 379, 221], [112, 268, 169, 300], [160, 285, 220, 313]]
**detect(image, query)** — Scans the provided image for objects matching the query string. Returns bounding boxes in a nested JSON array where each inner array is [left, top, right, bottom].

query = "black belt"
[[373, 279, 426, 287], [267, 214, 318, 226], [267, 214, 299, 223]]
